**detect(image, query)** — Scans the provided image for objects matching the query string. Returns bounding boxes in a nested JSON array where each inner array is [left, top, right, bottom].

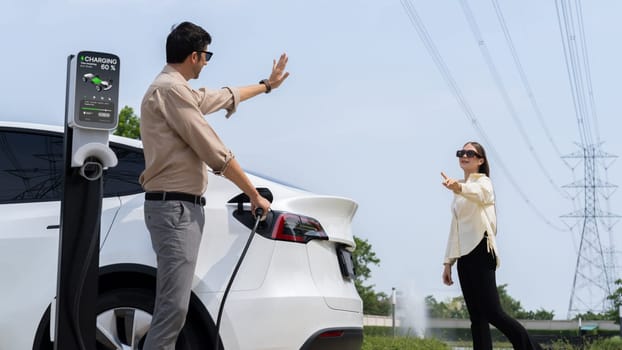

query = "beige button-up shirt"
[[444, 173, 499, 267], [139, 65, 241, 195]]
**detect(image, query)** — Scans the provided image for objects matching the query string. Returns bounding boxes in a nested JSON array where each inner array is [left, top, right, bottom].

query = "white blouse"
[[444, 173, 500, 268]]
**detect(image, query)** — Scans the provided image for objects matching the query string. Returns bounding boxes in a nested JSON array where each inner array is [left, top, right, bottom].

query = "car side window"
[[0, 129, 64, 203], [103, 143, 145, 197], [0, 129, 145, 204]]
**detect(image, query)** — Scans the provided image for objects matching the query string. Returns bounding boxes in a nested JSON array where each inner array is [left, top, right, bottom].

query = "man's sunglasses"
[[456, 149, 482, 158], [197, 50, 213, 62]]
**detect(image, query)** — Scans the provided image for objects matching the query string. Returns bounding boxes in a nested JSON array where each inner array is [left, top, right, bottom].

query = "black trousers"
[[457, 236, 542, 350]]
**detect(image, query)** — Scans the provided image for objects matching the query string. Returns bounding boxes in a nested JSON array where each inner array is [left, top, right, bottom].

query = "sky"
[[2, 0, 621, 321]]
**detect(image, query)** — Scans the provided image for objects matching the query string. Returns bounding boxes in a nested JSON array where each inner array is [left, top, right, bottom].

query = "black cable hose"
[[70, 165, 103, 350], [214, 208, 263, 350]]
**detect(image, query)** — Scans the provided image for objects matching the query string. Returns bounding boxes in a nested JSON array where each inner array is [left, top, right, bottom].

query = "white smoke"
[[395, 282, 428, 338]]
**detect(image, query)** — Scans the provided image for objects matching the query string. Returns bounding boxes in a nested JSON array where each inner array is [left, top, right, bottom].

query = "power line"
[[458, 0, 569, 200], [555, 0, 594, 147], [490, 0, 572, 167], [490, 0, 584, 240], [555, 0, 619, 317], [574, 0, 602, 144], [555, 0, 586, 146], [400, 0, 567, 232]]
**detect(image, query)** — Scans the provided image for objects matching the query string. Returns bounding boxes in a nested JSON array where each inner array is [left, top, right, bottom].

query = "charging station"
[[54, 51, 120, 350]]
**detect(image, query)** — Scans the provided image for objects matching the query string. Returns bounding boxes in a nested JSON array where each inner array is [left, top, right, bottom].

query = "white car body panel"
[[0, 197, 120, 348], [0, 121, 363, 349]]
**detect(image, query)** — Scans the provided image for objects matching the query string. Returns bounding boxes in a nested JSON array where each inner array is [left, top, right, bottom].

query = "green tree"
[[573, 279, 622, 322], [497, 284, 525, 317], [573, 310, 611, 321], [520, 308, 555, 320], [606, 279, 622, 322], [114, 106, 141, 139], [425, 295, 469, 319], [352, 236, 391, 315], [497, 284, 554, 320], [425, 284, 554, 320], [357, 285, 391, 316]]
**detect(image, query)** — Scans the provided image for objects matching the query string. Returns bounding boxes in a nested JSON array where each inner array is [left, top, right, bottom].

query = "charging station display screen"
[[79, 100, 114, 124], [69, 51, 120, 130]]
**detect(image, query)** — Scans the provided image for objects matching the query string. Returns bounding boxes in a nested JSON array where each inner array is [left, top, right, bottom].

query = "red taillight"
[[319, 330, 344, 338], [271, 213, 327, 243]]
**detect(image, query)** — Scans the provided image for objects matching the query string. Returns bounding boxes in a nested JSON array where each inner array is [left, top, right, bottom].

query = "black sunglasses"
[[456, 149, 482, 158], [197, 50, 213, 62]]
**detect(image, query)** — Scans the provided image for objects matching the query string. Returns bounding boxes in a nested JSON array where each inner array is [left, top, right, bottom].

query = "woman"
[[441, 141, 542, 350]]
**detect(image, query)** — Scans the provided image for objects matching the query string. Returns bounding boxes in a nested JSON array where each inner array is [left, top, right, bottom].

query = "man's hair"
[[166, 22, 212, 64]]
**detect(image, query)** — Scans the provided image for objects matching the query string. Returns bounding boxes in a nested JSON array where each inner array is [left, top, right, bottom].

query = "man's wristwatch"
[[259, 79, 272, 94]]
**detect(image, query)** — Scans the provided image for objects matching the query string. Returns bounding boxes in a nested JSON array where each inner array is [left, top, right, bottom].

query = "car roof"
[[0, 121, 143, 149], [0, 121, 308, 193]]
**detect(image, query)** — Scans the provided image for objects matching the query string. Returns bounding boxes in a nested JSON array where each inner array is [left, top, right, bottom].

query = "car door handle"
[[47, 224, 60, 230]]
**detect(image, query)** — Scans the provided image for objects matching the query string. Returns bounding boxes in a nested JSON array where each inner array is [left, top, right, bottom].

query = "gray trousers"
[[142, 200, 205, 350]]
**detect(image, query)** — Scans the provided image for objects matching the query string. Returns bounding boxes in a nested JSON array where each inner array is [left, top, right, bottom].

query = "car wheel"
[[33, 288, 212, 350], [96, 288, 153, 349], [97, 288, 213, 350]]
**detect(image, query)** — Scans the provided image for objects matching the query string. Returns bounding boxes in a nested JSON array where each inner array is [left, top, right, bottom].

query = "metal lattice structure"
[[562, 144, 619, 318]]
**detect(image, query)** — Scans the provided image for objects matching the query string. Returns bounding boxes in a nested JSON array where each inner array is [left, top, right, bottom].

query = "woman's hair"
[[166, 22, 212, 64], [465, 141, 490, 177]]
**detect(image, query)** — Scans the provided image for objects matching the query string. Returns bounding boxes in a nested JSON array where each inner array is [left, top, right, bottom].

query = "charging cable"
[[214, 207, 264, 350], [70, 169, 103, 350]]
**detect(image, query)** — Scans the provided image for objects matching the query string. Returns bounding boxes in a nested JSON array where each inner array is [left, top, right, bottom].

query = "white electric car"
[[0, 122, 363, 350]]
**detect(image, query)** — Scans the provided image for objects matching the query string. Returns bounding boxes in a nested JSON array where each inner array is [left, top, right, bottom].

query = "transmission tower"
[[562, 144, 619, 318]]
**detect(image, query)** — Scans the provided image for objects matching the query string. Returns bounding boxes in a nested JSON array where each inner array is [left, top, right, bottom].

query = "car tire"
[[33, 287, 212, 350]]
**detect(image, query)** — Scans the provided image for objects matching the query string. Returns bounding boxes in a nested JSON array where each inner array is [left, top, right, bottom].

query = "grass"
[[362, 336, 449, 350], [586, 336, 622, 350], [361, 335, 622, 350]]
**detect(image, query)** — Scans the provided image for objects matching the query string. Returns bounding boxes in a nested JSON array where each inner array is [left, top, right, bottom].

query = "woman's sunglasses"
[[456, 149, 482, 158]]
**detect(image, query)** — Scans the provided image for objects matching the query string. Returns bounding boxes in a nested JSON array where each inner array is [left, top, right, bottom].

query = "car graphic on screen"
[[82, 73, 113, 91]]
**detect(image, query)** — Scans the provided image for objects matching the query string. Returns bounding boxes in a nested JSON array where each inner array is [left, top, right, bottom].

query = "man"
[[138, 21, 289, 349]]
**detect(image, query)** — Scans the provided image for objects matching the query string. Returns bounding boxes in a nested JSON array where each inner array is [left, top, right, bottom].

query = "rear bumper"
[[205, 291, 362, 349], [300, 327, 363, 350]]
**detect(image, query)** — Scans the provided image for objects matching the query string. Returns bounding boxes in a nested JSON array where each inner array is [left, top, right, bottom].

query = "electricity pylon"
[[562, 144, 619, 318]]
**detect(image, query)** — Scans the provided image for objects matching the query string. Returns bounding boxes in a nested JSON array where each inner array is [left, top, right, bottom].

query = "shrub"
[[588, 336, 622, 350], [362, 336, 449, 350]]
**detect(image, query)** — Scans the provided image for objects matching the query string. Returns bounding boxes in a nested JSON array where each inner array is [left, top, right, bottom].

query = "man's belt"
[[145, 191, 206, 206]]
